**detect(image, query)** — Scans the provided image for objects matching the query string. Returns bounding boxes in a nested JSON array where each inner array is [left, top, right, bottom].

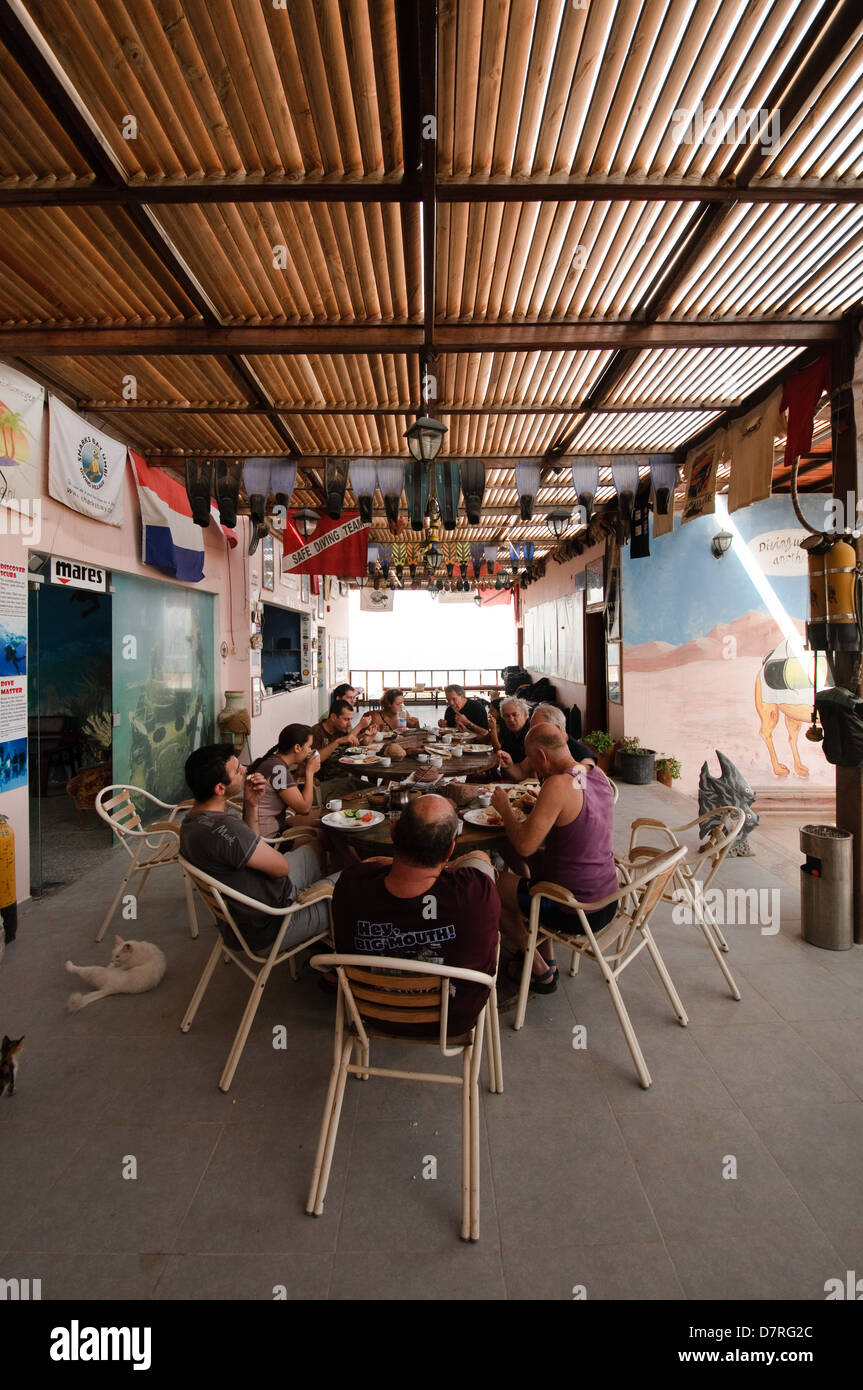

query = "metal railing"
[[349, 669, 504, 702]]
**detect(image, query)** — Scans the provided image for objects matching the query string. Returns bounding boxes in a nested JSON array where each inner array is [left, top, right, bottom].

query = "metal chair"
[[306, 949, 503, 1241], [95, 785, 196, 942], [625, 806, 745, 1001], [179, 856, 334, 1091], [514, 846, 689, 1089]]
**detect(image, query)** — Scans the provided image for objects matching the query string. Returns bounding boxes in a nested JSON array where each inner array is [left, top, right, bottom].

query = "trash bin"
[[800, 824, 853, 951]]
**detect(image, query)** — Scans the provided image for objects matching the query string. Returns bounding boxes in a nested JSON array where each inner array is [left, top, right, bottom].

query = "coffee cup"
[[417, 753, 429, 762], [443, 734, 453, 744], [326, 799, 342, 812], [379, 756, 391, 767], [430, 755, 443, 768], [477, 792, 492, 807], [373, 732, 384, 742], [452, 746, 463, 757]]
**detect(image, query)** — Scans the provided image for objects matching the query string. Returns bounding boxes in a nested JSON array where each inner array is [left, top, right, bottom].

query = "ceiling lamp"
[[425, 541, 441, 572], [515, 461, 541, 521], [214, 459, 241, 528], [546, 509, 571, 539], [185, 458, 213, 528], [405, 415, 447, 463], [350, 458, 378, 524], [293, 508, 320, 540]]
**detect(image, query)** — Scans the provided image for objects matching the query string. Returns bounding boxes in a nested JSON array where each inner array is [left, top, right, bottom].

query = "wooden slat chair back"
[[624, 805, 745, 1001], [306, 951, 504, 1241], [179, 860, 334, 1092], [513, 846, 689, 1089], [94, 784, 197, 943]]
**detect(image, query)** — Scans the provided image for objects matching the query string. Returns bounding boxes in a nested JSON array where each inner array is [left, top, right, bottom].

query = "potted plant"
[[655, 755, 681, 789], [583, 729, 616, 774], [615, 735, 656, 785]]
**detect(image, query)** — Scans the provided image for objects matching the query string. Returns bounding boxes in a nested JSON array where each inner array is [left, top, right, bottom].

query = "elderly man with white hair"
[[497, 702, 596, 781], [488, 696, 531, 766]]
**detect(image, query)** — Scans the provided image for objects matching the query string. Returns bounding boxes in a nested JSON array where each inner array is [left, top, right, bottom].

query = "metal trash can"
[[800, 825, 853, 951]]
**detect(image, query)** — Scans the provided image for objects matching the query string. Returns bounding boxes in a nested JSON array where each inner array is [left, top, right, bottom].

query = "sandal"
[[505, 953, 559, 991]]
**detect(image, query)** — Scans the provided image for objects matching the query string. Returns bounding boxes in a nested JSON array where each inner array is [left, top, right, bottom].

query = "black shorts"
[[516, 878, 617, 935]]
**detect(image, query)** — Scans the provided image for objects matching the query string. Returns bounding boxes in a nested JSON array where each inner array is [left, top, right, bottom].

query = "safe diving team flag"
[[130, 451, 237, 582]]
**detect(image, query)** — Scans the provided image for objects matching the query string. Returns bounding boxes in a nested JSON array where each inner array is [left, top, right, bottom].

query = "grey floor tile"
[[488, 1011, 613, 1119], [329, 1248, 505, 1300], [690, 1021, 857, 1111], [13, 1123, 223, 1254], [587, 1016, 739, 1114], [175, 1118, 350, 1254], [615, 1110, 826, 1247], [154, 1252, 334, 1300], [666, 1226, 844, 1301], [0, 1253, 167, 1301], [645, 961, 782, 1025], [792, 1019, 863, 1102], [336, 1115, 498, 1251], [741, 962, 863, 1022], [0, 1124, 91, 1248], [820, 1227, 863, 1276], [746, 1099, 863, 1231], [502, 1240, 685, 1301], [487, 1109, 660, 1250]]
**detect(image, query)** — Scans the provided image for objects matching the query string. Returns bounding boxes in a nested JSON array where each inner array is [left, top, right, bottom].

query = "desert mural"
[[621, 495, 835, 800]]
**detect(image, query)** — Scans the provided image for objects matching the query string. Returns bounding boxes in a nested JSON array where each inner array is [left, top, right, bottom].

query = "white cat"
[[66, 936, 166, 1012]]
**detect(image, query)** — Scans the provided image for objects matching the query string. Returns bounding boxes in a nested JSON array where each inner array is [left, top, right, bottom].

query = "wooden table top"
[[321, 781, 515, 852], [337, 730, 498, 783]]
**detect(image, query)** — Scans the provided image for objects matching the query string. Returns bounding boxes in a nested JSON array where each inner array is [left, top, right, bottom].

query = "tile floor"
[[2, 778, 861, 1301]]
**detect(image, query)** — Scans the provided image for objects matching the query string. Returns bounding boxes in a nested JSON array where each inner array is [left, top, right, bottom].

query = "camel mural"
[[755, 640, 828, 778]]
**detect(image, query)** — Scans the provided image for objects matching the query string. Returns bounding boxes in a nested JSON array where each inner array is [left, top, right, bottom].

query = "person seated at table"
[[498, 702, 596, 781], [246, 722, 323, 840], [487, 696, 530, 765], [492, 724, 618, 994], [332, 795, 501, 1036], [310, 698, 374, 799], [180, 745, 338, 955], [438, 683, 490, 737], [367, 687, 420, 732], [331, 682, 357, 708]]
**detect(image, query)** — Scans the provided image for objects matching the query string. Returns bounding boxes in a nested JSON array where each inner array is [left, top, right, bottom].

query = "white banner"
[[360, 587, 394, 612], [0, 362, 44, 507], [748, 529, 808, 576], [48, 397, 126, 526]]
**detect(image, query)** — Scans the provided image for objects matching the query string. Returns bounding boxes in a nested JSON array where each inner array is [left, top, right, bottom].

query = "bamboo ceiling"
[[1, 0, 862, 562]]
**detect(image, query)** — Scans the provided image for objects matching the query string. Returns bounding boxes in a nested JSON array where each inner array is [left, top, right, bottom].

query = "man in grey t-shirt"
[[180, 744, 337, 955]]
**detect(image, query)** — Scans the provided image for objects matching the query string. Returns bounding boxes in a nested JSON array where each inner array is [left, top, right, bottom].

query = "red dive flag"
[[281, 510, 368, 576]]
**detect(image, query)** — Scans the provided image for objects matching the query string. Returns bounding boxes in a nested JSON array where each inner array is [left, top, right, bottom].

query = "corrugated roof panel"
[[755, 22, 863, 182], [573, 409, 722, 452], [22, 353, 253, 406], [607, 345, 806, 406]]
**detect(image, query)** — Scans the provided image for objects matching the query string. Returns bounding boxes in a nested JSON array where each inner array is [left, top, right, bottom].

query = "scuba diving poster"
[[0, 559, 27, 790]]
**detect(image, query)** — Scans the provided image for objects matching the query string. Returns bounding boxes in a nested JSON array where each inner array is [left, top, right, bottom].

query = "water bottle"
[[397, 705, 407, 734]]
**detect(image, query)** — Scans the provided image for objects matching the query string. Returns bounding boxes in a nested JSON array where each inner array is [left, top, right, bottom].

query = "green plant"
[[584, 729, 614, 754], [655, 756, 681, 779], [618, 735, 650, 756]]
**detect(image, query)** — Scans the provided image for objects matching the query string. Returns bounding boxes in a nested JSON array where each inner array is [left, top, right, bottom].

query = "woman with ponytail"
[[248, 723, 321, 839]]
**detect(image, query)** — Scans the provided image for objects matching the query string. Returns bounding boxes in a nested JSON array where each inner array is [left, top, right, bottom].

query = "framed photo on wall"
[[585, 560, 604, 611], [251, 675, 263, 717], [300, 575, 310, 605], [262, 535, 275, 591]]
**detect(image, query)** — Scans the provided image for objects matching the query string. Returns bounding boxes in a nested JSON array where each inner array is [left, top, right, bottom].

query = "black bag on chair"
[[815, 688, 863, 767]]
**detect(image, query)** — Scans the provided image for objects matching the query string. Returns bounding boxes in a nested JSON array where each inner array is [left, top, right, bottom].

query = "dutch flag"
[[129, 451, 237, 582]]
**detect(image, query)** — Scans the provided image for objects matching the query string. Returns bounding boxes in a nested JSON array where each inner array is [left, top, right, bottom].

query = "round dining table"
[[320, 782, 516, 855]]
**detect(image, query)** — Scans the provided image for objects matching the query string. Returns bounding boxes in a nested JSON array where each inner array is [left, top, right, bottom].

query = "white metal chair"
[[179, 854, 334, 1091], [625, 806, 745, 1001], [306, 950, 503, 1241], [95, 785, 196, 942], [514, 846, 688, 1088]]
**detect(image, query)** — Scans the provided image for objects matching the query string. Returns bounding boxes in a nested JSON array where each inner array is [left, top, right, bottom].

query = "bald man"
[[493, 724, 618, 995], [331, 795, 501, 1036]]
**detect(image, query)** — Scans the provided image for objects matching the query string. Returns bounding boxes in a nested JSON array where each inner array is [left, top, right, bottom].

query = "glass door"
[[111, 573, 215, 805]]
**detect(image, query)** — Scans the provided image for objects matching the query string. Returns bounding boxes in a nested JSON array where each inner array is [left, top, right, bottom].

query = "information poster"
[[0, 560, 27, 789]]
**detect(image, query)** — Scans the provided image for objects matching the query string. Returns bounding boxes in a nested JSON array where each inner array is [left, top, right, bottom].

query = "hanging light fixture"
[[185, 458, 213, 528], [405, 415, 447, 463], [214, 459, 242, 528], [425, 540, 441, 572], [546, 509, 571, 539], [293, 508, 320, 541]]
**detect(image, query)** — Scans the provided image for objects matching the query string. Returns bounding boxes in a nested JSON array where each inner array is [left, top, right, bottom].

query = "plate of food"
[[339, 752, 381, 765], [464, 805, 526, 828], [460, 743, 494, 754], [321, 809, 385, 830]]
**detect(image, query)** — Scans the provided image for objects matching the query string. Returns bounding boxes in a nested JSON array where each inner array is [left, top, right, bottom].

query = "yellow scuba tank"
[[0, 815, 17, 943]]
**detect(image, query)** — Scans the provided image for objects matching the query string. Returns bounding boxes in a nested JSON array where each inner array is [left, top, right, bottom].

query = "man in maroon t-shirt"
[[332, 796, 501, 1036]]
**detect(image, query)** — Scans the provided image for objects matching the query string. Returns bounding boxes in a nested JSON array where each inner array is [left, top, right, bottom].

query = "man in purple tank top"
[[492, 724, 619, 995]]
